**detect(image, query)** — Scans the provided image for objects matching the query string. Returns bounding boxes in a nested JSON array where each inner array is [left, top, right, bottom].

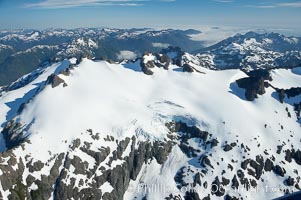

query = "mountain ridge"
[[0, 52, 300, 199], [192, 31, 301, 70]]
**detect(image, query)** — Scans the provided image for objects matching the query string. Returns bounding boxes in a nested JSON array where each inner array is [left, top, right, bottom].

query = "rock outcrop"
[[46, 74, 67, 88], [277, 87, 301, 103], [140, 52, 172, 75], [1, 120, 28, 149], [236, 77, 266, 101]]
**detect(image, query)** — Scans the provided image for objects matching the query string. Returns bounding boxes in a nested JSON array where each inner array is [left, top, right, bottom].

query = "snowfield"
[[0, 58, 300, 200]]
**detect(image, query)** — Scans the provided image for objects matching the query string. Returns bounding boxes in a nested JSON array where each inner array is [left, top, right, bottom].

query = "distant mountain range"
[[192, 31, 301, 70], [0, 28, 301, 87], [0, 28, 204, 86]]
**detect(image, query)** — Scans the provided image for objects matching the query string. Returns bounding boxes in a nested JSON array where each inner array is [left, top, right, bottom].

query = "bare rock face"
[[140, 53, 155, 75], [278, 89, 286, 103], [236, 77, 266, 101], [1, 120, 27, 149], [236, 69, 272, 101], [185, 191, 201, 200], [1, 120, 301, 200], [183, 64, 194, 73], [155, 53, 171, 70], [277, 87, 301, 103], [141, 62, 154, 75], [46, 74, 67, 88], [140, 52, 172, 75]]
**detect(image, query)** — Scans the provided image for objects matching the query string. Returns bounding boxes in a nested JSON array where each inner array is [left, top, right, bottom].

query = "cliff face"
[[0, 127, 174, 200]]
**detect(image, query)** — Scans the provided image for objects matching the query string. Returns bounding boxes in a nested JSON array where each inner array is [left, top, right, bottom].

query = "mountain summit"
[[0, 53, 300, 199]]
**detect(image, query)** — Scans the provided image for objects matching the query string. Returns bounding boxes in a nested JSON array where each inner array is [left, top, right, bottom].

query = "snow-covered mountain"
[[0, 50, 300, 199], [193, 32, 301, 70]]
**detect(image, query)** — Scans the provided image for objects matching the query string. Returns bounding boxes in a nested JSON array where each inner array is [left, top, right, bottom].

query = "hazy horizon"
[[0, 0, 301, 35]]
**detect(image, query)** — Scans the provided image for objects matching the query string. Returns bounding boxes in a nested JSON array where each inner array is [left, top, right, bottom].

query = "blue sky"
[[0, 0, 300, 34]]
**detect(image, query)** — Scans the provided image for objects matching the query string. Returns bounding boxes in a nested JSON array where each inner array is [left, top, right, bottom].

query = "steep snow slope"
[[0, 58, 300, 200], [0, 60, 71, 151]]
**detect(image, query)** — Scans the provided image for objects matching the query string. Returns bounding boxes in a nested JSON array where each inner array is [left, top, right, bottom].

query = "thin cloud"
[[247, 1, 301, 9], [160, 0, 176, 2], [213, 0, 233, 3], [24, 0, 172, 9], [278, 1, 301, 7], [117, 50, 137, 60]]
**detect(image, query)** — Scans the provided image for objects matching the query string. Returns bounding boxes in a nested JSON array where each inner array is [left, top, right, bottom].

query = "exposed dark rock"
[[193, 173, 202, 187], [28, 160, 44, 173], [236, 77, 266, 101], [173, 58, 182, 67], [1, 120, 27, 150], [211, 177, 225, 196], [141, 62, 154, 75], [221, 177, 230, 186], [230, 142, 237, 147], [241, 159, 250, 170], [179, 143, 198, 158], [161, 46, 184, 68], [248, 155, 264, 180], [285, 149, 293, 163], [284, 176, 295, 186], [278, 89, 286, 103], [273, 165, 286, 177], [207, 139, 219, 148], [153, 140, 174, 164], [185, 191, 201, 200], [71, 139, 81, 150], [292, 149, 301, 165], [46, 74, 67, 88], [250, 179, 257, 187], [200, 156, 214, 169], [183, 64, 194, 73], [284, 87, 301, 98], [223, 144, 233, 152], [0, 128, 177, 200], [277, 87, 301, 103], [155, 54, 170, 70], [264, 158, 274, 172], [236, 170, 250, 190], [140, 52, 158, 75], [224, 194, 239, 200], [277, 145, 283, 154], [174, 167, 188, 189], [228, 164, 234, 171], [166, 121, 208, 142]]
